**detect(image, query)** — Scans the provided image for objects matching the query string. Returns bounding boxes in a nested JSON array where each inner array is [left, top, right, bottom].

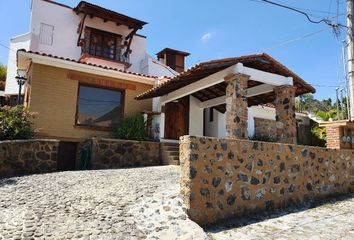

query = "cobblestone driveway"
[[206, 194, 354, 240], [0, 166, 205, 240], [0, 166, 353, 240]]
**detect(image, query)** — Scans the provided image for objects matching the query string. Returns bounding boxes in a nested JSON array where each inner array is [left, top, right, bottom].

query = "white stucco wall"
[[5, 33, 31, 95], [6, 0, 177, 95], [145, 56, 178, 77], [189, 96, 204, 136], [30, 0, 81, 59]]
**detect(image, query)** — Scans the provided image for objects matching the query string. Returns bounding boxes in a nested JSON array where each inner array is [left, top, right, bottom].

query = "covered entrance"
[[164, 96, 189, 140], [136, 53, 315, 143]]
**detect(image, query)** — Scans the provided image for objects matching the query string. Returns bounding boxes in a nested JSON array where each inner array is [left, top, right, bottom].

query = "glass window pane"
[[77, 85, 123, 128]]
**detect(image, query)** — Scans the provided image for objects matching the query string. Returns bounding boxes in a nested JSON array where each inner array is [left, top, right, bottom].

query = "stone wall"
[[254, 118, 277, 139], [0, 140, 59, 178], [91, 138, 161, 169], [180, 136, 354, 225]]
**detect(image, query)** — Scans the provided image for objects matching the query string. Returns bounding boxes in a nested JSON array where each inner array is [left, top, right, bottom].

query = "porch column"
[[225, 73, 250, 139], [274, 85, 297, 144]]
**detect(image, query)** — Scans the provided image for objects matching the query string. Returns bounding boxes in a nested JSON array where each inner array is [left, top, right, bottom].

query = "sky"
[[0, 0, 349, 100]]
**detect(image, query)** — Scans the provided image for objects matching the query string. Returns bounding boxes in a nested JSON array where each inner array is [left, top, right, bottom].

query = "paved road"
[[0, 166, 353, 240]]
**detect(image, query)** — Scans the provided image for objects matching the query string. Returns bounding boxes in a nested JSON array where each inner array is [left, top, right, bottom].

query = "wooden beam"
[[236, 63, 293, 86], [198, 84, 275, 108], [160, 63, 293, 105], [160, 64, 238, 105]]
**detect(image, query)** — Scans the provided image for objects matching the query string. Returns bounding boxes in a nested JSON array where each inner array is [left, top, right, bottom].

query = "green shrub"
[[249, 134, 277, 143], [310, 123, 327, 147], [114, 115, 147, 141], [0, 106, 36, 140]]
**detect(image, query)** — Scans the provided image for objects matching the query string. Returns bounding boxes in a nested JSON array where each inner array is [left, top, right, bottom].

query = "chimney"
[[156, 48, 190, 73]]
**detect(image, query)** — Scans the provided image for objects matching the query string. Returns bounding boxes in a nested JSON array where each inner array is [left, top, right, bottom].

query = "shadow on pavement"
[[0, 178, 17, 187], [205, 192, 354, 234]]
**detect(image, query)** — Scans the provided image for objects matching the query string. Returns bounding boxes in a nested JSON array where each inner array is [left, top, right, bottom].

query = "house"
[[5, 0, 183, 140], [6, 0, 315, 147]]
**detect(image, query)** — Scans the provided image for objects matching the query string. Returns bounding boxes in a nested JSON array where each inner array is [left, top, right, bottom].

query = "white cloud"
[[201, 32, 214, 43]]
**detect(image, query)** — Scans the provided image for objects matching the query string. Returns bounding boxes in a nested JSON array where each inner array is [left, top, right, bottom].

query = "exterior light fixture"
[[15, 69, 27, 105]]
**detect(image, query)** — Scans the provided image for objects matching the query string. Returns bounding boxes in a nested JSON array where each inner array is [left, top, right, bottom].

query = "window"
[[76, 85, 123, 128], [39, 23, 54, 45], [89, 30, 117, 60]]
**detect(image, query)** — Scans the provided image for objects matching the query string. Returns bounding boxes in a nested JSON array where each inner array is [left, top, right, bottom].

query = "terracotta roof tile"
[[136, 53, 316, 100], [18, 50, 158, 79]]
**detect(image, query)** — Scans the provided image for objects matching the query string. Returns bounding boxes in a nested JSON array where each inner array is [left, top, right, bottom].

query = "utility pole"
[[336, 87, 340, 120], [347, 0, 354, 121], [340, 88, 345, 119]]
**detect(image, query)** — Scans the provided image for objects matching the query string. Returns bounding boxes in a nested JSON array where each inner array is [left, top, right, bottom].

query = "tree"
[[0, 63, 6, 82], [0, 63, 7, 91]]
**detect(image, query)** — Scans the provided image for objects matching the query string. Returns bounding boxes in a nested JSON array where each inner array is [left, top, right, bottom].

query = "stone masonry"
[[0, 139, 59, 178], [274, 85, 297, 144], [254, 117, 277, 139], [180, 135, 354, 225], [225, 73, 249, 139], [91, 138, 161, 169]]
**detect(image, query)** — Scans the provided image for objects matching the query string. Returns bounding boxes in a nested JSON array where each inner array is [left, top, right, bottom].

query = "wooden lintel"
[[67, 73, 137, 91]]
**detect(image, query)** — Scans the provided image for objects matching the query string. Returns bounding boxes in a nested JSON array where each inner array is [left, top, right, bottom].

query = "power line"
[[261, 28, 331, 52], [252, 0, 347, 31]]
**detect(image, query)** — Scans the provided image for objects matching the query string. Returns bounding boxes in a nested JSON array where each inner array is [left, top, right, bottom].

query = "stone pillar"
[[274, 85, 297, 144], [225, 73, 249, 139]]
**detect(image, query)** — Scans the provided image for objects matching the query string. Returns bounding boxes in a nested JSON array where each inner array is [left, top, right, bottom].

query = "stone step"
[[160, 143, 180, 165], [165, 150, 179, 156], [161, 145, 179, 151]]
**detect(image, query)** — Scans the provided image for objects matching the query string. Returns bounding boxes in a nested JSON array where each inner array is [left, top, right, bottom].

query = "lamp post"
[[15, 69, 27, 105]]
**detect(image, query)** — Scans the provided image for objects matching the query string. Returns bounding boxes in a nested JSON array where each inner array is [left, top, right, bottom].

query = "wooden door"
[[58, 142, 78, 171], [164, 97, 189, 140]]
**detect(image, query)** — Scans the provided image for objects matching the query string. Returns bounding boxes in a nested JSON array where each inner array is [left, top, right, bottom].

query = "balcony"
[[79, 28, 131, 68]]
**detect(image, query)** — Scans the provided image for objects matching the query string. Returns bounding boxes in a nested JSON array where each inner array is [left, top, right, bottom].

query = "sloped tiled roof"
[[136, 53, 315, 100], [17, 49, 158, 79]]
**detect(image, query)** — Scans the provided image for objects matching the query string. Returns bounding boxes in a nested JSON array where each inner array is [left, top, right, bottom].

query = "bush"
[[0, 106, 36, 140], [310, 123, 327, 147], [249, 134, 277, 143], [114, 115, 147, 141]]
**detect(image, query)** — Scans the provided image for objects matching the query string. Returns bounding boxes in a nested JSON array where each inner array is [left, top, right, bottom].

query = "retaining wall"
[[91, 138, 161, 169], [0, 139, 59, 178], [180, 136, 354, 225]]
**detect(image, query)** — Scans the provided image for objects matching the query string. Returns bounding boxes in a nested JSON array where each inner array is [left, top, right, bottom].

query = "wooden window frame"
[[75, 83, 125, 131], [88, 28, 120, 60]]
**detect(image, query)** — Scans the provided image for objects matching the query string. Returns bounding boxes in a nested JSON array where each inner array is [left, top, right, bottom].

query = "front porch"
[[137, 53, 315, 144]]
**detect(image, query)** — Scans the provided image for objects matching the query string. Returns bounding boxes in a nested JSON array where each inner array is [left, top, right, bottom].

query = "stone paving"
[[0, 166, 206, 240], [206, 193, 354, 240], [0, 166, 353, 240]]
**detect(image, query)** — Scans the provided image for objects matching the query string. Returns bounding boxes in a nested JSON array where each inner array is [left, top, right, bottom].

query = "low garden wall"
[[180, 136, 354, 225], [90, 138, 161, 169], [0, 139, 59, 178]]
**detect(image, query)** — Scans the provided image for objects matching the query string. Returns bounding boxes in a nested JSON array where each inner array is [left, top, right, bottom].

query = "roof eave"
[[17, 50, 157, 85]]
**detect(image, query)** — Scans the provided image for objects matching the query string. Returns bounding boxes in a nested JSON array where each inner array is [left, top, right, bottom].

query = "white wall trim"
[[236, 63, 293, 86], [160, 64, 238, 105], [198, 84, 275, 109], [160, 63, 293, 105], [18, 51, 157, 85]]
